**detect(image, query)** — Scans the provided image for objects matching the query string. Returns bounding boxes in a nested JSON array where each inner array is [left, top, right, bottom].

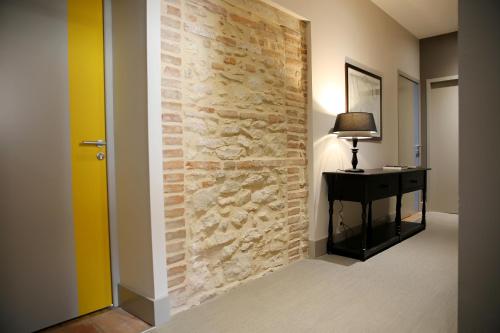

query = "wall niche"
[[161, 0, 309, 313]]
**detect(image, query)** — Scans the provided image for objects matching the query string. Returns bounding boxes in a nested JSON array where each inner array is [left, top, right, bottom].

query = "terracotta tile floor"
[[40, 308, 151, 333]]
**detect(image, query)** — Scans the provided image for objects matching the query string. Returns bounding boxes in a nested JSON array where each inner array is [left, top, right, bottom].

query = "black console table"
[[323, 168, 429, 261]]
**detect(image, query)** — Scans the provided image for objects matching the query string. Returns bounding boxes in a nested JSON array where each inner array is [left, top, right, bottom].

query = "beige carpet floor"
[[153, 212, 458, 333]]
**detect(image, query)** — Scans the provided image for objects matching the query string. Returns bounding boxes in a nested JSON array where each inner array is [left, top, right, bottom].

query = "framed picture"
[[345, 63, 382, 140]]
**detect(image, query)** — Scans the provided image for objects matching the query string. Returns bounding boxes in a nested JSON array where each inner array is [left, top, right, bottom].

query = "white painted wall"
[[111, 0, 167, 304], [269, 0, 420, 241]]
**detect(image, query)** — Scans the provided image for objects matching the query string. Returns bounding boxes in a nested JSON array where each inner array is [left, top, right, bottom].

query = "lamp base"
[[343, 168, 365, 173]]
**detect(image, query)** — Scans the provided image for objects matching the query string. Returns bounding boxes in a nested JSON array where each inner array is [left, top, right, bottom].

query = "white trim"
[[103, 0, 120, 306], [146, 0, 169, 303], [397, 70, 420, 85], [425, 75, 459, 209], [397, 72, 422, 211]]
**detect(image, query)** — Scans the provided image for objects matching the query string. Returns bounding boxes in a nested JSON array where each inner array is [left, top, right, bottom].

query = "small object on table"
[[329, 112, 377, 173], [383, 165, 410, 170]]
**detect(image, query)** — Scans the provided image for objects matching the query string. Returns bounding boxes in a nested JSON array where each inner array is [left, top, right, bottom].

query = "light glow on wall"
[[316, 81, 345, 116]]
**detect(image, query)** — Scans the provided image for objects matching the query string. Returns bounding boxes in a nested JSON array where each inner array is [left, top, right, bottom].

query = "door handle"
[[80, 139, 107, 147]]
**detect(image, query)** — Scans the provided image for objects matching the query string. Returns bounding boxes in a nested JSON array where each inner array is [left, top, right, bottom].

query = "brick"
[[166, 241, 184, 253], [162, 113, 182, 123], [245, 64, 256, 73], [166, 228, 186, 240], [198, 106, 215, 113], [167, 5, 181, 17], [216, 36, 236, 47], [199, 0, 227, 16], [165, 208, 185, 219], [163, 160, 184, 170], [287, 159, 306, 166], [164, 183, 184, 193], [168, 264, 186, 277], [164, 66, 181, 78], [288, 240, 300, 250], [288, 190, 307, 200], [165, 148, 183, 158], [162, 101, 182, 112], [162, 41, 180, 54], [163, 54, 182, 66], [165, 195, 184, 205], [229, 14, 259, 29], [168, 275, 185, 288], [167, 253, 185, 265], [163, 78, 181, 89], [162, 89, 182, 100], [164, 173, 184, 183], [166, 218, 185, 230], [184, 22, 215, 39], [161, 16, 181, 30], [269, 114, 285, 123], [217, 110, 239, 118], [163, 136, 183, 146], [163, 125, 183, 134], [224, 56, 237, 65], [287, 183, 302, 191], [162, 29, 180, 42], [290, 222, 307, 233], [185, 161, 220, 170], [212, 63, 225, 71], [288, 215, 300, 225]]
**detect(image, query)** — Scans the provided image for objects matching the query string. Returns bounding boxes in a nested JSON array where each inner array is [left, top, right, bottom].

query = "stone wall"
[[161, 0, 308, 313]]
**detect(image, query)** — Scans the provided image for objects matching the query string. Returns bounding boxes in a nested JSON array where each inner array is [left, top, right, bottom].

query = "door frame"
[[397, 70, 421, 166], [397, 71, 421, 212], [103, 0, 120, 306], [425, 75, 459, 211]]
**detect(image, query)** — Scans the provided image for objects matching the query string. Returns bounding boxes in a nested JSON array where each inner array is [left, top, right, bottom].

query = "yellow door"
[[68, 0, 112, 315]]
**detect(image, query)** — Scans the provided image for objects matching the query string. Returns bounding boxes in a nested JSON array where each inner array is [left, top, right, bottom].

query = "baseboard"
[[118, 284, 170, 326], [309, 213, 396, 258]]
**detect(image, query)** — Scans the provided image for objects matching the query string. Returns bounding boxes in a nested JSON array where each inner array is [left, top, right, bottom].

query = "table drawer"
[[401, 171, 425, 193], [367, 174, 399, 200]]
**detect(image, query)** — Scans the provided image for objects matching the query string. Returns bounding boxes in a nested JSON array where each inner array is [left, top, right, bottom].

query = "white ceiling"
[[371, 0, 458, 39]]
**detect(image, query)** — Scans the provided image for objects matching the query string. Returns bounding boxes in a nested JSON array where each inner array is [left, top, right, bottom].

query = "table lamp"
[[329, 112, 377, 173]]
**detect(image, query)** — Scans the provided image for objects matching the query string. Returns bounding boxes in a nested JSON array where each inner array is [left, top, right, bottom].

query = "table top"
[[323, 167, 430, 176]]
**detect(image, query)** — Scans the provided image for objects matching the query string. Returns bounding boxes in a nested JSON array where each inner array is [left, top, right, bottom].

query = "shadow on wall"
[[310, 101, 391, 245]]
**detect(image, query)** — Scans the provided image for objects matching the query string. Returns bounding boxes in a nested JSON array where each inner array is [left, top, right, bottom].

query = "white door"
[[398, 75, 421, 218], [428, 79, 459, 213]]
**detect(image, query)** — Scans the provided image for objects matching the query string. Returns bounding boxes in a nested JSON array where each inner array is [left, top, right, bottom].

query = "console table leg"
[[368, 202, 373, 241], [422, 172, 427, 227], [327, 200, 334, 254], [361, 202, 367, 254], [396, 193, 402, 235]]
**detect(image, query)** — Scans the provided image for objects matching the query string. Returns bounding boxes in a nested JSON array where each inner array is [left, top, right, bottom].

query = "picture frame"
[[345, 63, 382, 140]]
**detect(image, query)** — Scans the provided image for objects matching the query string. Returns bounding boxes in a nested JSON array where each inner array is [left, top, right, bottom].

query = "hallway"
[[155, 213, 458, 333]]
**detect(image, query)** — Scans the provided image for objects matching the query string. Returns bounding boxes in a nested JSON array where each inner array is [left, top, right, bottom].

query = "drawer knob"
[[379, 184, 389, 189], [410, 179, 418, 184]]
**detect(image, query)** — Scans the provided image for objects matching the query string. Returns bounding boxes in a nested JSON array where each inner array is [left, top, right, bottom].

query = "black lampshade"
[[329, 112, 377, 138]]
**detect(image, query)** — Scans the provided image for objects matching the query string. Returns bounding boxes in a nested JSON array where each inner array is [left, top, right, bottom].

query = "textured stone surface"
[[161, 0, 308, 313]]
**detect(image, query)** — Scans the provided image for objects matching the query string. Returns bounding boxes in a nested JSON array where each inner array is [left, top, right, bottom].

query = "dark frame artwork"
[[345, 63, 383, 141]]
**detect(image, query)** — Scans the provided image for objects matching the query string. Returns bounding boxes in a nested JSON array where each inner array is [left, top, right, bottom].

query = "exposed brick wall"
[[161, 0, 308, 313]]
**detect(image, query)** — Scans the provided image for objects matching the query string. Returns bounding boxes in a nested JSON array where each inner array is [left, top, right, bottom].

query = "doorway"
[[0, 0, 112, 331], [398, 73, 421, 218], [427, 77, 459, 214]]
